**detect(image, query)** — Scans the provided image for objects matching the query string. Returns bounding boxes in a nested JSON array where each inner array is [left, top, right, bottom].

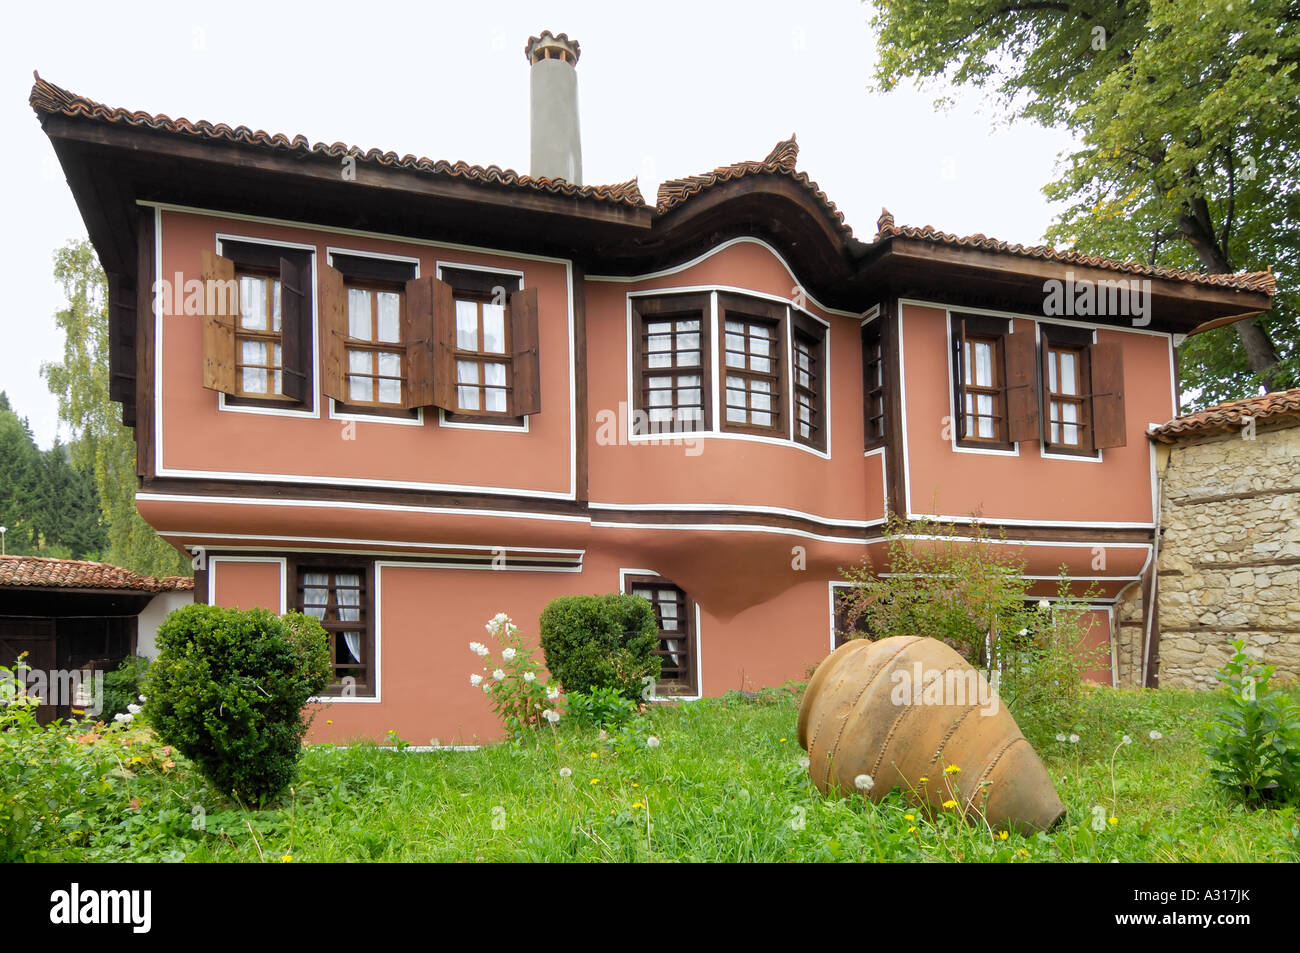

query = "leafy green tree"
[[867, 0, 1299, 407], [40, 240, 190, 576]]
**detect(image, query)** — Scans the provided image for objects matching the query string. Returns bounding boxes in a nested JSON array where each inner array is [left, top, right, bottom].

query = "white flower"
[[1121, 735, 1132, 745], [1148, 730, 1163, 741], [646, 735, 661, 748], [492, 669, 506, 681], [469, 641, 489, 657], [1037, 599, 1051, 612], [492, 612, 510, 624], [854, 774, 874, 792], [470, 674, 483, 687], [137, 694, 147, 703], [502, 648, 517, 662], [1068, 733, 1080, 744], [542, 709, 560, 724], [523, 671, 535, 682], [559, 766, 572, 778], [798, 756, 811, 769], [1017, 629, 1029, 638], [1055, 733, 1068, 742], [126, 703, 142, 715], [113, 712, 132, 724], [547, 687, 560, 701]]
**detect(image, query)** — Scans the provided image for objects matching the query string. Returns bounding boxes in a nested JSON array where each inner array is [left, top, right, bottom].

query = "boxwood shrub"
[[143, 604, 331, 803], [539, 593, 661, 700]]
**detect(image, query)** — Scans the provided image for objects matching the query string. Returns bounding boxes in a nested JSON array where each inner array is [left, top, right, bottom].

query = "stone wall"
[[1155, 420, 1300, 688], [1113, 580, 1146, 688]]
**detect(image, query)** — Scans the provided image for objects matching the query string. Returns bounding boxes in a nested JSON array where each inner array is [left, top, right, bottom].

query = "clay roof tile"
[[0, 554, 194, 593]]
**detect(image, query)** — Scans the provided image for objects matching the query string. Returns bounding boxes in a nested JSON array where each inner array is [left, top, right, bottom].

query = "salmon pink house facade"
[[31, 33, 1275, 743]]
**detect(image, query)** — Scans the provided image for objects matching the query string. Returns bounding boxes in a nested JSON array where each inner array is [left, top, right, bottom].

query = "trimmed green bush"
[[143, 605, 331, 803], [540, 594, 661, 700]]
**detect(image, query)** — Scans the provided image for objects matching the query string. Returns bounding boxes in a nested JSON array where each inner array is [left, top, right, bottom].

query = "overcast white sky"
[[1, 0, 1075, 449]]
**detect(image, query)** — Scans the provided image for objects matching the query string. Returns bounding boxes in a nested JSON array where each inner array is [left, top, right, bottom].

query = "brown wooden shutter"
[[509, 286, 541, 416], [1004, 328, 1040, 443], [200, 250, 237, 394], [279, 256, 309, 403], [320, 263, 348, 402], [403, 275, 437, 409], [1090, 341, 1127, 448], [952, 317, 967, 440], [431, 277, 457, 411]]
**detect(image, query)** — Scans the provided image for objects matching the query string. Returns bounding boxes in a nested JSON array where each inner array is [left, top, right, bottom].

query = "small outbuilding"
[[0, 555, 192, 721]]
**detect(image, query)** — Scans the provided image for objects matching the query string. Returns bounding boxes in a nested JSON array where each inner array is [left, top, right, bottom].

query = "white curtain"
[[336, 573, 362, 663]]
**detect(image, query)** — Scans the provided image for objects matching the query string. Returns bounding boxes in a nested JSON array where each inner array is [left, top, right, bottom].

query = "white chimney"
[[525, 31, 583, 185]]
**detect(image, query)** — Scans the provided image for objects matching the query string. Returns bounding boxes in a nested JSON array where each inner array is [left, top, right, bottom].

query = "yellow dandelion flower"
[[589, 751, 598, 758], [280, 855, 293, 863], [919, 777, 929, 783], [1108, 816, 1118, 825], [779, 738, 786, 742], [942, 799, 958, 809], [590, 778, 601, 785], [631, 782, 639, 787], [904, 814, 915, 821], [907, 826, 918, 833], [944, 764, 961, 774], [999, 831, 1009, 841], [633, 802, 644, 809]]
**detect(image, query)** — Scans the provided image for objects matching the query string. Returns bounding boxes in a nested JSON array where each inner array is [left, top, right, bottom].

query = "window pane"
[[348, 288, 371, 341], [377, 292, 401, 343], [377, 352, 402, 404], [457, 361, 479, 384], [240, 276, 267, 331], [676, 319, 699, 332], [1060, 353, 1076, 394], [678, 332, 699, 351], [485, 387, 507, 413], [348, 349, 372, 402], [271, 279, 282, 333], [1048, 351, 1058, 392], [241, 340, 267, 394], [977, 394, 994, 438], [678, 350, 701, 367], [649, 333, 672, 352], [302, 573, 329, 619], [482, 304, 506, 354], [456, 301, 478, 350], [648, 352, 672, 368], [484, 362, 506, 387], [974, 342, 992, 387]]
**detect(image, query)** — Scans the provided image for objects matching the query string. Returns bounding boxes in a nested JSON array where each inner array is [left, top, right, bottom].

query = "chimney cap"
[[525, 31, 580, 66]]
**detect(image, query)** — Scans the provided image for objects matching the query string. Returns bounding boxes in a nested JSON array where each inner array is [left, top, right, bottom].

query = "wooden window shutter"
[[320, 263, 348, 402], [951, 317, 967, 440], [509, 286, 541, 416], [431, 277, 458, 412], [1090, 341, 1127, 448], [200, 250, 237, 393], [403, 275, 437, 409], [279, 256, 309, 403], [1004, 329, 1040, 443]]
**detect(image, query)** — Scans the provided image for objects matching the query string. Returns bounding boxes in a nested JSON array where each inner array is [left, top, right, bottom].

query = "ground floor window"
[[291, 559, 375, 697], [831, 584, 872, 648], [624, 574, 697, 695]]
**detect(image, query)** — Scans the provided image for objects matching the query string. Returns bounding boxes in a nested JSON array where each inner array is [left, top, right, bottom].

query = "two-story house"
[[31, 32, 1274, 743]]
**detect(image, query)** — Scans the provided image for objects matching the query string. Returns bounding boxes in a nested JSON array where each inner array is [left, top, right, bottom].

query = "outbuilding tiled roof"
[[28, 73, 645, 208], [656, 135, 854, 239], [874, 208, 1275, 295], [1149, 388, 1300, 443], [0, 555, 193, 593]]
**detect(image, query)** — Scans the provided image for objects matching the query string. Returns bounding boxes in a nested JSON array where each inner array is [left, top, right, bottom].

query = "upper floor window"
[[792, 311, 827, 452], [949, 313, 1037, 450], [440, 267, 540, 423], [292, 558, 375, 698], [631, 293, 711, 433], [201, 242, 313, 409], [630, 291, 828, 450], [1040, 324, 1127, 454], [720, 294, 785, 436], [625, 573, 697, 696], [323, 253, 421, 417], [861, 319, 885, 449]]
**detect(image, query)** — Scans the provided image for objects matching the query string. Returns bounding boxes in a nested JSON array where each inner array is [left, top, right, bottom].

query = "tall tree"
[[41, 240, 190, 576], [868, 0, 1299, 407]]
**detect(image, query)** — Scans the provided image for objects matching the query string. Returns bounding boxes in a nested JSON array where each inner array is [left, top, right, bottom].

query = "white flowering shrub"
[[471, 613, 562, 736]]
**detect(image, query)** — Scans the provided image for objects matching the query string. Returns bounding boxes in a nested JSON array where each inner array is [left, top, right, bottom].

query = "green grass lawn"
[[63, 683, 1300, 863]]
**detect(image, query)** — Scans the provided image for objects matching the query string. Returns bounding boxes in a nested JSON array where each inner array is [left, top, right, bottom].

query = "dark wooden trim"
[[951, 313, 1015, 451], [286, 554, 376, 697], [717, 292, 788, 438], [630, 292, 713, 434], [623, 573, 698, 695], [134, 206, 156, 479], [331, 252, 417, 285], [790, 310, 827, 452], [573, 266, 589, 503], [879, 302, 906, 517]]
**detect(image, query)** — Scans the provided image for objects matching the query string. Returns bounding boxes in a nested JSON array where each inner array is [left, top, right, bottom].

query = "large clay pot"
[[797, 635, 1065, 834]]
